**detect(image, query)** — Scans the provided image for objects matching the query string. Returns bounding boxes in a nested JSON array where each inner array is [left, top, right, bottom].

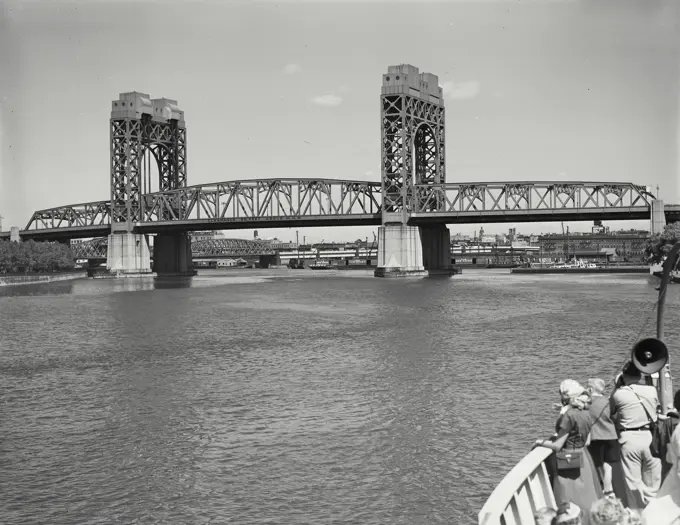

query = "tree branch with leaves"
[[644, 222, 680, 265]]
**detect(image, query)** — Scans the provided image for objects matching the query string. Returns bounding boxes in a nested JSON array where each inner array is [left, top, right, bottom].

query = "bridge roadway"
[[0, 179, 675, 242]]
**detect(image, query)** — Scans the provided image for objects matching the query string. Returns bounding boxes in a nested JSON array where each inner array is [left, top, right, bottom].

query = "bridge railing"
[[413, 182, 655, 214], [142, 179, 383, 223]]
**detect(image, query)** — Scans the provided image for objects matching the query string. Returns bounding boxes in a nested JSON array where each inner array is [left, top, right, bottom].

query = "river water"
[[1, 269, 678, 524]]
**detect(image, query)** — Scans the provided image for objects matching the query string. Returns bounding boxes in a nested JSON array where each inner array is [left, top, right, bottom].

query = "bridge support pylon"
[[106, 233, 153, 276], [420, 224, 453, 275], [152, 233, 195, 276], [374, 224, 427, 277], [374, 64, 455, 278]]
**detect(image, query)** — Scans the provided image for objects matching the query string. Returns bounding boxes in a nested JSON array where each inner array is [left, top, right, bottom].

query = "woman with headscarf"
[[535, 379, 604, 524]]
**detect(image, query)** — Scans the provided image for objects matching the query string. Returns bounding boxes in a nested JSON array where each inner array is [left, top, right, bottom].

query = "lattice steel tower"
[[381, 65, 445, 223], [110, 93, 187, 232]]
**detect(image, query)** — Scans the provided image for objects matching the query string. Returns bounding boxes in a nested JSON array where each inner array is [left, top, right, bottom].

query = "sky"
[[1, 0, 679, 243]]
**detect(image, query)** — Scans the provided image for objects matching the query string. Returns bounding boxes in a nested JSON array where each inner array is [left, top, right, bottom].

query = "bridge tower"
[[108, 92, 193, 276], [375, 65, 452, 277]]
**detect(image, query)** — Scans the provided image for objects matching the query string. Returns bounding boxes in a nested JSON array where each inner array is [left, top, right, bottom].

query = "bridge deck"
[[0, 179, 674, 241]]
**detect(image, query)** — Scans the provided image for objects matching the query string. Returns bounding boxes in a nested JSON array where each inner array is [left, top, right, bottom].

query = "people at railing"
[[587, 378, 621, 498], [534, 380, 603, 524], [641, 389, 680, 524], [658, 389, 680, 480], [589, 495, 645, 525], [609, 363, 662, 510]]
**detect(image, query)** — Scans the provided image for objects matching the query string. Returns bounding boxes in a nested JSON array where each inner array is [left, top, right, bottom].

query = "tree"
[[644, 222, 680, 264], [0, 240, 75, 272]]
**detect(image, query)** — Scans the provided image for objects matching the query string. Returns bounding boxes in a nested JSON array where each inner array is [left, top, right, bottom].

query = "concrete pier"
[[651, 199, 666, 235], [107, 233, 153, 276], [152, 233, 195, 276], [420, 224, 455, 274], [374, 224, 427, 277]]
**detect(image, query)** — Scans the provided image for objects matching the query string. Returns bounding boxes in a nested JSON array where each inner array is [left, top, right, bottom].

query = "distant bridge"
[[71, 236, 276, 260]]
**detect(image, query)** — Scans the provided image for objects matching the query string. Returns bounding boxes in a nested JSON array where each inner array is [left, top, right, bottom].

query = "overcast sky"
[[1, 0, 678, 242]]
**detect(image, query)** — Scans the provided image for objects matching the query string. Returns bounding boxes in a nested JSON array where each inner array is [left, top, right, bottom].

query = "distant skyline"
[[1, 0, 679, 242]]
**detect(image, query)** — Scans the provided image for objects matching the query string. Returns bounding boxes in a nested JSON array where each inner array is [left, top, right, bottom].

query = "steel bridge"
[[1, 179, 666, 243], [71, 236, 276, 260], [0, 64, 673, 277]]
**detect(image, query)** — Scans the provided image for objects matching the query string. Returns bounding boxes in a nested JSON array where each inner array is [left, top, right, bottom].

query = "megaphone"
[[631, 338, 669, 375]]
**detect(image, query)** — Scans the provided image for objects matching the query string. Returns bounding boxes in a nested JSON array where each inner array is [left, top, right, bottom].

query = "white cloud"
[[283, 63, 302, 75], [311, 94, 343, 107], [441, 80, 481, 101]]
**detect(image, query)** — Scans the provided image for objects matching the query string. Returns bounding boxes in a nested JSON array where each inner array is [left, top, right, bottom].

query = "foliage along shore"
[[645, 222, 680, 265], [0, 239, 75, 273]]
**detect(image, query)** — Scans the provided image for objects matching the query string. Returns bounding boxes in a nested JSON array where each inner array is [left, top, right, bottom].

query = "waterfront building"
[[537, 230, 649, 263]]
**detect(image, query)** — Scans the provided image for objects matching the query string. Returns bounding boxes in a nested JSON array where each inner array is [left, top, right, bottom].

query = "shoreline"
[[511, 267, 649, 274], [0, 271, 88, 287]]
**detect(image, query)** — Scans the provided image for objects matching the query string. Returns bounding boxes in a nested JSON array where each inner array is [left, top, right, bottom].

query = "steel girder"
[[412, 182, 655, 215], [110, 117, 187, 231], [381, 95, 445, 215]]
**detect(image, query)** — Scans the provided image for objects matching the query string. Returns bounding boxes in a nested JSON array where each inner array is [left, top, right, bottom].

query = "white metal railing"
[[478, 447, 556, 525]]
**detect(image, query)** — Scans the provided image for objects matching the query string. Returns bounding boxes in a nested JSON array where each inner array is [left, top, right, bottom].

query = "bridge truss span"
[[21, 179, 382, 236], [25, 200, 112, 235], [17, 179, 660, 239], [412, 181, 655, 220], [141, 178, 382, 223]]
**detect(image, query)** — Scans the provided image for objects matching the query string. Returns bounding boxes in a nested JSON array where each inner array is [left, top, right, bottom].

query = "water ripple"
[[1, 269, 677, 524]]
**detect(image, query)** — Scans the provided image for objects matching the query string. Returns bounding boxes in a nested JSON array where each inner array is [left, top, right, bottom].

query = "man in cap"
[[610, 362, 661, 509]]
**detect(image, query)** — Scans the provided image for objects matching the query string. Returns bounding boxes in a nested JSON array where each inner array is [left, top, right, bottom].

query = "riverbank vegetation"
[[0, 240, 75, 272], [644, 222, 680, 264]]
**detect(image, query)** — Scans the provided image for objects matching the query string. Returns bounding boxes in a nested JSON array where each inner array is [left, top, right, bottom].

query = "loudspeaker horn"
[[631, 338, 669, 375]]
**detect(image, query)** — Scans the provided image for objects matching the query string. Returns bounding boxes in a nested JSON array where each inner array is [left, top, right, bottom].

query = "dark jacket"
[[659, 411, 680, 480]]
